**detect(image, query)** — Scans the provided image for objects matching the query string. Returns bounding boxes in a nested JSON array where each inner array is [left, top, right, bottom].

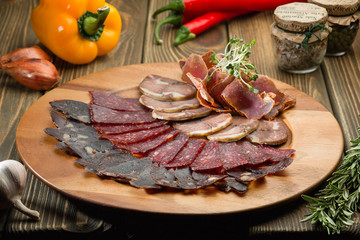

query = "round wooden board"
[[16, 62, 343, 215]]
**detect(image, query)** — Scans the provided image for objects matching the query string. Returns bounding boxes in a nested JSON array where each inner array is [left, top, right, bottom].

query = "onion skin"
[[0, 46, 52, 65], [0, 58, 60, 90]]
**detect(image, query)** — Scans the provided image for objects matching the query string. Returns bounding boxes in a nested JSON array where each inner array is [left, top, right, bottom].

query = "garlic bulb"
[[0, 160, 40, 220]]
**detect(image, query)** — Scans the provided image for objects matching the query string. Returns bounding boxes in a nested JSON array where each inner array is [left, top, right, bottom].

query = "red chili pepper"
[[152, 0, 307, 19], [174, 11, 247, 46]]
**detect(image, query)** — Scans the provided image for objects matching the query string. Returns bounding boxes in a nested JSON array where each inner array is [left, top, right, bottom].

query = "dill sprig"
[[301, 122, 360, 234], [209, 38, 259, 93]]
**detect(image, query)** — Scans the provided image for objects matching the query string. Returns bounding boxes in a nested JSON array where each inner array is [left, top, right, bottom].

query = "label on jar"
[[274, 2, 328, 32], [308, 0, 360, 16]]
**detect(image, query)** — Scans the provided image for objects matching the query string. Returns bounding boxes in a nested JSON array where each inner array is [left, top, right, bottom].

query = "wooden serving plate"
[[16, 63, 343, 214]]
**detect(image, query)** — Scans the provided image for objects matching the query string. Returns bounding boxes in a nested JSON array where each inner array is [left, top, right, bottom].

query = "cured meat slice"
[[152, 168, 179, 188], [207, 116, 259, 142], [246, 118, 288, 145], [93, 121, 168, 135], [101, 125, 171, 145], [139, 95, 200, 113], [181, 54, 208, 84], [148, 133, 189, 165], [152, 106, 211, 121], [49, 110, 90, 130], [221, 79, 275, 119], [89, 91, 148, 112], [218, 142, 248, 172], [50, 100, 91, 123], [129, 165, 163, 189], [208, 73, 235, 107], [215, 177, 248, 193], [172, 113, 232, 137], [190, 141, 222, 171], [116, 129, 179, 155], [90, 104, 156, 124], [251, 76, 284, 106], [175, 167, 225, 190], [139, 74, 196, 101], [164, 138, 206, 167]]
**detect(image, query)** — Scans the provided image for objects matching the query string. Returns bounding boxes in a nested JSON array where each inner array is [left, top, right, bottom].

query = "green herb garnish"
[[301, 122, 360, 234], [209, 38, 259, 93]]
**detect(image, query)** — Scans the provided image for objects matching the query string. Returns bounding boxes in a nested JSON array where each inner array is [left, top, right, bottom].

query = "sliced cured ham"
[[164, 138, 206, 167], [139, 95, 200, 113], [246, 118, 288, 145], [152, 106, 212, 121], [90, 91, 148, 112], [181, 54, 208, 84], [148, 133, 189, 165], [139, 74, 196, 101], [221, 79, 275, 119], [93, 121, 168, 135], [100, 125, 171, 145], [190, 141, 222, 171], [172, 113, 232, 137], [207, 116, 259, 142], [90, 104, 156, 124]]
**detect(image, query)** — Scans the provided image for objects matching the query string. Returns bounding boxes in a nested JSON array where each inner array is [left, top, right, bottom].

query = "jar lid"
[[274, 2, 328, 32], [308, 0, 360, 16]]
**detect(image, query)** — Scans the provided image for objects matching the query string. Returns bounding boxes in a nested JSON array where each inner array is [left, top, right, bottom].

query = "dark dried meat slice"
[[129, 165, 163, 189], [172, 113, 232, 137], [215, 177, 248, 193], [190, 141, 222, 171], [152, 106, 212, 121], [148, 133, 189, 165], [44, 127, 99, 143], [246, 118, 288, 145], [90, 104, 156, 124], [164, 138, 206, 168], [218, 142, 248, 172], [93, 120, 168, 135], [116, 129, 179, 155], [50, 100, 91, 123], [139, 95, 200, 113], [89, 91, 148, 112], [139, 74, 196, 101], [101, 125, 171, 145]]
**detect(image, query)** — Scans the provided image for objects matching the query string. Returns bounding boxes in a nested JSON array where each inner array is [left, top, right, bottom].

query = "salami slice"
[[50, 100, 91, 123], [116, 129, 179, 155], [101, 125, 171, 145], [90, 91, 148, 112], [190, 141, 222, 171], [93, 121, 168, 135], [219, 142, 248, 172], [90, 104, 156, 124], [148, 133, 189, 165], [164, 138, 206, 167], [139, 74, 197, 101], [139, 95, 200, 113]]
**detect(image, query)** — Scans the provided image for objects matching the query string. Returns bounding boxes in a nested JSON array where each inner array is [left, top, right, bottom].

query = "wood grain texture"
[[16, 63, 343, 214]]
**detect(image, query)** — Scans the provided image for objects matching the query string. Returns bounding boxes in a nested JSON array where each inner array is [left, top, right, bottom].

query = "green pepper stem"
[[155, 11, 183, 45], [174, 26, 196, 46], [152, 0, 185, 19], [83, 6, 110, 36]]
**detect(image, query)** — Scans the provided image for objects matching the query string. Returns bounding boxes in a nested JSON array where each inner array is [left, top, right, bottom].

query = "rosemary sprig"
[[301, 122, 360, 234], [209, 38, 259, 93]]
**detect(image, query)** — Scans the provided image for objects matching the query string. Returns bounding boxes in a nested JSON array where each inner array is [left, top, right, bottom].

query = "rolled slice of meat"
[[190, 141, 222, 171], [172, 113, 232, 137], [139, 74, 196, 101], [221, 79, 275, 119], [89, 91, 148, 112], [207, 116, 259, 142], [93, 120, 168, 135], [139, 95, 200, 113], [181, 53, 208, 84], [246, 118, 288, 145], [90, 104, 156, 124], [152, 106, 212, 121]]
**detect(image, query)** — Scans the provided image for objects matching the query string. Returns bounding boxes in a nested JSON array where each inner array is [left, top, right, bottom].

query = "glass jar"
[[309, 0, 360, 56], [271, 2, 330, 74]]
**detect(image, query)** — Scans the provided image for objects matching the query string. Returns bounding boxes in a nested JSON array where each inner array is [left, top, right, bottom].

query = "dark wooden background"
[[1, 0, 360, 239]]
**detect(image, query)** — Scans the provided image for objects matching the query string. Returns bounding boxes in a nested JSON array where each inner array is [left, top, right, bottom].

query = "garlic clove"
[[0, 160, 40, 221], [1, 58, 60, 90], [0, 46, 52, 67]]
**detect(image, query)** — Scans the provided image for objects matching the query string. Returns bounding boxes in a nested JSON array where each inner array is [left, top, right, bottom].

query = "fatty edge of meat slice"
[[152, 106, 212, 121], [139, 94, 200, 113], [172, 113, 233, 137]]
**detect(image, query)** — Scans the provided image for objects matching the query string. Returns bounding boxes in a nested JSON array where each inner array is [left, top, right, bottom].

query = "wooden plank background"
[[1, 0, 360, 238]]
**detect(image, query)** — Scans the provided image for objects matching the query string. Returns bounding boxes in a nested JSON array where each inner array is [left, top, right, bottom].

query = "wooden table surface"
[[1, 0, 360, 239]]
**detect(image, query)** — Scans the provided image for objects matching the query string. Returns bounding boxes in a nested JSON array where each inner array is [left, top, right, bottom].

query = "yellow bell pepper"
[[31, 0, 121, 64]]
